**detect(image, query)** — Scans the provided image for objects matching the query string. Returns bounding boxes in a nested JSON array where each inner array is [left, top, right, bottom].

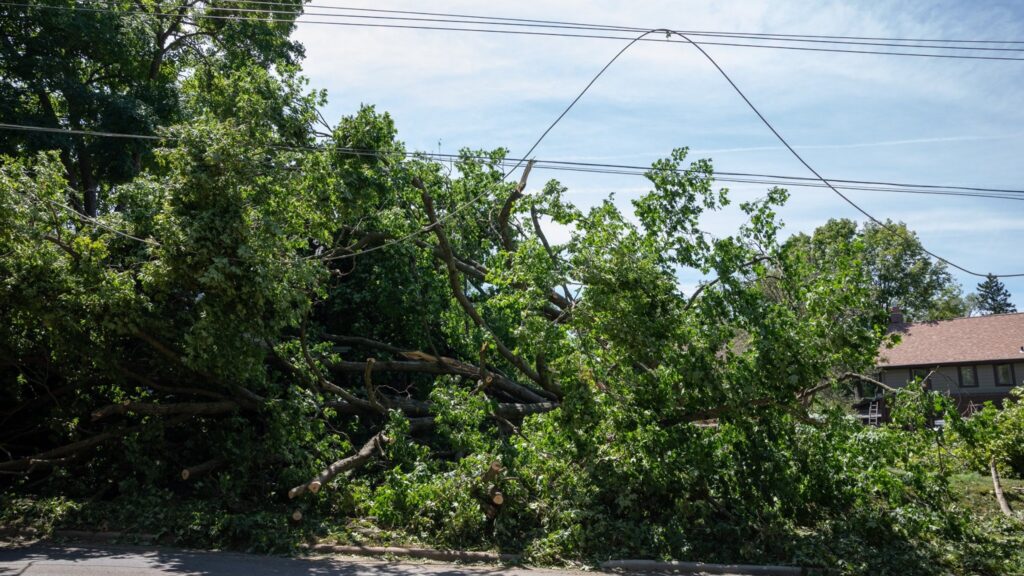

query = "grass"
[[951, 472, 1024, 520]]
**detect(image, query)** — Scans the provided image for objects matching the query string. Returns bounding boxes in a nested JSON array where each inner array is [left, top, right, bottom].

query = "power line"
[[20, 191, 162, 247], [5, 122, 1023, 201], [7, 1, 1024, 62], [324, 148, 1024, 201], [323, 28, 664, 260], [181, 2, 1024, 53], [661, 29, 1024, 277], [0, 122, 162, 140], [107, 0, 1024, 52], [237, 1, 1024, 46], [2, 13, 1021, 275]]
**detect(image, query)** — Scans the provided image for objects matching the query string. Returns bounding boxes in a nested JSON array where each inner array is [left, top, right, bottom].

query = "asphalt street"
[[0, 544, 598, 576]]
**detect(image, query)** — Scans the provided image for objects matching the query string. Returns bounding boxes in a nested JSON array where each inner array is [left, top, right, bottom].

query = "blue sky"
[[291, 0, 1024, 308]]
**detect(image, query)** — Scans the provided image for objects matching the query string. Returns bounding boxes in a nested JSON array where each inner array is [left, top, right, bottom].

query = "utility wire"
[[20, 191, 162, 247], [80, 0, 1024, 53], [4, 122, 1023, 200], [0, 122, 163, 140], [7, 1, 1024, 61], [323, 148, 1024, 198], [661, 29, 1024, 277], [322, 29, 662, 260], [2, 18, 1021, 274], [174, 2, 1024, 53], [235, 1, 1024, 46]]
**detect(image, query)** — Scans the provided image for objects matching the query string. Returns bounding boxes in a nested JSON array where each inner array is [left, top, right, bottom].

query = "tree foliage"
[[1, 3, 1021, 574], [975, 274, 1017, 315], [0, 0, 304, 214], [786, 218, 967, 322]]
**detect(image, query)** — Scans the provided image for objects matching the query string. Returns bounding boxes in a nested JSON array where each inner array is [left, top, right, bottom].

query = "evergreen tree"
[[976, 274, 1017, 314]]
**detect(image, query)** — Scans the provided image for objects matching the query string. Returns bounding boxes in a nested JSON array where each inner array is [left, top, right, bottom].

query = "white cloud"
[[289, 0, 1024, 305]]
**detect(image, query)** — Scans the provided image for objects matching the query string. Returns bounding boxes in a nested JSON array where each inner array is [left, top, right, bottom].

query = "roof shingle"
[[878, 313, 1024, 367]]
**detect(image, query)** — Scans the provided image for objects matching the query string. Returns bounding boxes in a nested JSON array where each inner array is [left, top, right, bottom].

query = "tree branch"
[[91, 400, 238, 421], [180, 457, 224, 481], [0, 416, 189, 473], [837, 372, 900, 393], [531, 203, 574, 305], [331, 354, 554, 404], [498, 159, 534, 251], [288, 431, 389, 499], [117, 366, 228, 401], [415, 178, 548, 391], [991, 458, 1014, 517], [684, 256, 773, 311]]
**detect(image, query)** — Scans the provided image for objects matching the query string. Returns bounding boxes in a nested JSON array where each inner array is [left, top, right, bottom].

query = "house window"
[[994, 364, 1015, 387], [958, 365, 978, 388], [910, 368, 932, 389]]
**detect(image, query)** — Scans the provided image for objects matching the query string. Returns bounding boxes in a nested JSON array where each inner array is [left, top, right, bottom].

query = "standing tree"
[[0, 0, 305, 216], [975, 273, 1017, 314], [787, 218, 968, 322]]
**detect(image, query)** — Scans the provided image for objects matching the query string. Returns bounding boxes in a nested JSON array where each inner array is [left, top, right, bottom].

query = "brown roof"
[[878, 313, 1024, 368]]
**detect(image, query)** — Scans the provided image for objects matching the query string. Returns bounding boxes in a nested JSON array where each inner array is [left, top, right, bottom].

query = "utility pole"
[[84, 184, 98, 217]]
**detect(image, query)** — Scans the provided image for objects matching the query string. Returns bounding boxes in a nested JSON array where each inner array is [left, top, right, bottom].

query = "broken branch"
[[288, 431, 390, 499], [92, 400, 238, 421], [180, 457, 224, 481]]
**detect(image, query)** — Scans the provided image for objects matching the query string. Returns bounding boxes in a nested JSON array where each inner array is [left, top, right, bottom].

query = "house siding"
[[881, 363, 1024, 392], [870, 314, 1024, 424]]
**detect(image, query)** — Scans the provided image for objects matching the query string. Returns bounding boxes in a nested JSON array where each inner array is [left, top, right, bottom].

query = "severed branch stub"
[[475, 460, 505, 518], [489, 486, 504, 506], [180, 457, 224, 481], [288, 431, 390, 499], [482, 460, 502, 483]]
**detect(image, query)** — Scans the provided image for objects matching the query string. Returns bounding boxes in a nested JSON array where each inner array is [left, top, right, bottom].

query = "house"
[[867, 310, 1024, 421]]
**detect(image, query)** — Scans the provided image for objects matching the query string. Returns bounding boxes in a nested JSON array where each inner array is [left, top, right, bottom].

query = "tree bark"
[[288, 431, 389, 499], [180, 457, 224, 481], [416, 180, 547, 390], [92, 400, 238, 421], [991, 458, 1014, 517]]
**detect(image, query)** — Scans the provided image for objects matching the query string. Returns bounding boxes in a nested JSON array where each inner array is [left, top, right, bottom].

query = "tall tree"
[[975, 273, 1017, 314], [787, 218, 966, 322], [0, 0, 305, 215]]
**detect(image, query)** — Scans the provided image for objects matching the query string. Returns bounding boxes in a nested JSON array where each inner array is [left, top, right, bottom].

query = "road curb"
[[310, 544, 808, 575], [52, 530, 160, 542], [41, 532, 809, 575], [600, 559, 805, 575], [309, 543, 520, 563]]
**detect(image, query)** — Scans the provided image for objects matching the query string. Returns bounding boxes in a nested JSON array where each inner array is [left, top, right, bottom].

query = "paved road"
[[0, 544, 599, 576]]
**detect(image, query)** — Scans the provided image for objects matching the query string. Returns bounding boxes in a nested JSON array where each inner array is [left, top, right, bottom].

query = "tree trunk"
[[991, 457, 1014, 517]]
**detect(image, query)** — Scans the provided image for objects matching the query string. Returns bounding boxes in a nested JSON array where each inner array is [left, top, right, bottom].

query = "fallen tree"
[[0, 63, 1007, 574]]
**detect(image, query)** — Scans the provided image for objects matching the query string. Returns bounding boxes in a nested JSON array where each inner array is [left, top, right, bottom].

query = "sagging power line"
[[2, 7, 1020, 276]]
